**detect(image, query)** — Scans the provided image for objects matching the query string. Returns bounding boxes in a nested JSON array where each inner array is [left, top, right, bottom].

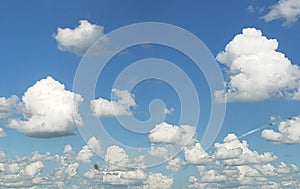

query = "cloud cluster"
[[187, 134, 299, 188], [54, 20, 108, 56], [7, 77, 83, 138], [0, 131, 298, 188], [262, 0, 300, 26], [215, 28, 300, 102], [262, 116, 300, 143], [90, 88, 136, 117]]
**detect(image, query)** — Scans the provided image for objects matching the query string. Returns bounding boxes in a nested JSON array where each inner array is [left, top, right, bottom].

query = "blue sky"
[[1, 0, 300, 188]]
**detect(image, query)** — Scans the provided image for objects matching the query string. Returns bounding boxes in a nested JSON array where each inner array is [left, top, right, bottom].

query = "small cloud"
[[262, 115, 300, 144], [261, 0, 300, 26], [162, 107, 174, 115], [54, 20, 118, 56], [0, 128, 6, 137], [90, 89, 136, 117]]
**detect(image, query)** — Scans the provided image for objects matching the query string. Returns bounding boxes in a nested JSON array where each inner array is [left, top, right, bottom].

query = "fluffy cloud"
[[104, 145, 129, 171], [76, 137, 101, 163], [23, 161, 44, 177], [148, 122, 196, 146], [54, 20, 109, 56], [215, 28, 300, 102], [183, 142, 211, 165], [262, 0, 300, 26], [90, 88, 136, 117], [215, 134, 277, 166], [262, 116, 300, 143], [0, 95, 19, 119], [143, 173, 174, 189], [7, 77, 83, 138]]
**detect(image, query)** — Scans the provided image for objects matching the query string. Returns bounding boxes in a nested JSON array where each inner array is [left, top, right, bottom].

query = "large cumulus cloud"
[[215, 28, 300, 102], [7, 77, 83, 138]]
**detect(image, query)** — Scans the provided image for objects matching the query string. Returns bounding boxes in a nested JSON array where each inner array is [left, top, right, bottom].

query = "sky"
[[0, 0, 300, 188]]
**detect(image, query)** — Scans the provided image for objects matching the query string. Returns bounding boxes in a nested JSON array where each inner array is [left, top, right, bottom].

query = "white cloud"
[[0, 95, 19, 119], [0, 128, 6, 137], [90, 88, 136, 117], [262, 116, 300, 143], [7, 77, 83, 138], [148, 122, 196, 146], [104, 145, 129, 171], [143, 173, 174, 189], [262, 0, 300, 26], [23, 161, 44, 177], [76, 137, 101, 163], [54, 20, 110, 56], [162, 107, 174, 115], [183, 142, 211, 165], [215, 134, 277, 166], [215, 28, 300, 102]]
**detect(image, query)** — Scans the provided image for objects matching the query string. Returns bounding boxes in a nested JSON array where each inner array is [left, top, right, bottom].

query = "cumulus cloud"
[[7, 77, 83, 138], [90, 88, 136, 117], [262, 0, 300, 26], [143, 173, 174, 189], [148, 122, 196, 146], [76, 137, 101, 163], [0, 95, 19, 119], [104, 145, 129, 171], [215, 134, 277, 166], [183, 142, 211, 165], [215, 28, 300, 102], [23, 161, 44, 177], [54, 20, 111, 56], [262, 116, 300, 143]]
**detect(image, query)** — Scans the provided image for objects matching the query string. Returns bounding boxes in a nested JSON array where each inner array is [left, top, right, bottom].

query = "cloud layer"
[[7, 77, 83, 138], [262, 0, 300, 26], [215, 28, 300, 102], [54, 20, 108, 56], [90, 88, 136, 117]]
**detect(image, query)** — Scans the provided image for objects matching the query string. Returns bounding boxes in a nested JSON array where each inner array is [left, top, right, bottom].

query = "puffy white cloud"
[[148, 122, 196, 146], [104, 145, 129, 170], [166, 157, 183, 172], [7, 77, 83, 138], [262, 116, 300, 143], [90, 88, 136, 117], [23, 161, 44, 177], [76, 137, 101, 163], [215, 28, 300, 102], [216, 134, 277, 166], [262, 0, 300, 26], [0, 95, 19, 119], [183, 142, 211, 165], [54, 20, 110, 56], [143, 173, 174, 189]]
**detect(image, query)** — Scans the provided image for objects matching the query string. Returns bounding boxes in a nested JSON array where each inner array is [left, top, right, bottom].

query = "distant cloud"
[[0, 95, 19, 119], [262, 116, 300, 143], [215, 28, 300, 102], [143, 173, 174, 189], [162, 107, 174, 115], [0, 128, 6, 137], [90, 89, 136, 117], [54, 20, 113, 56], [148, 122, 196, 146], [262, 0, 300, 26], [7, 77, 83, 138]]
